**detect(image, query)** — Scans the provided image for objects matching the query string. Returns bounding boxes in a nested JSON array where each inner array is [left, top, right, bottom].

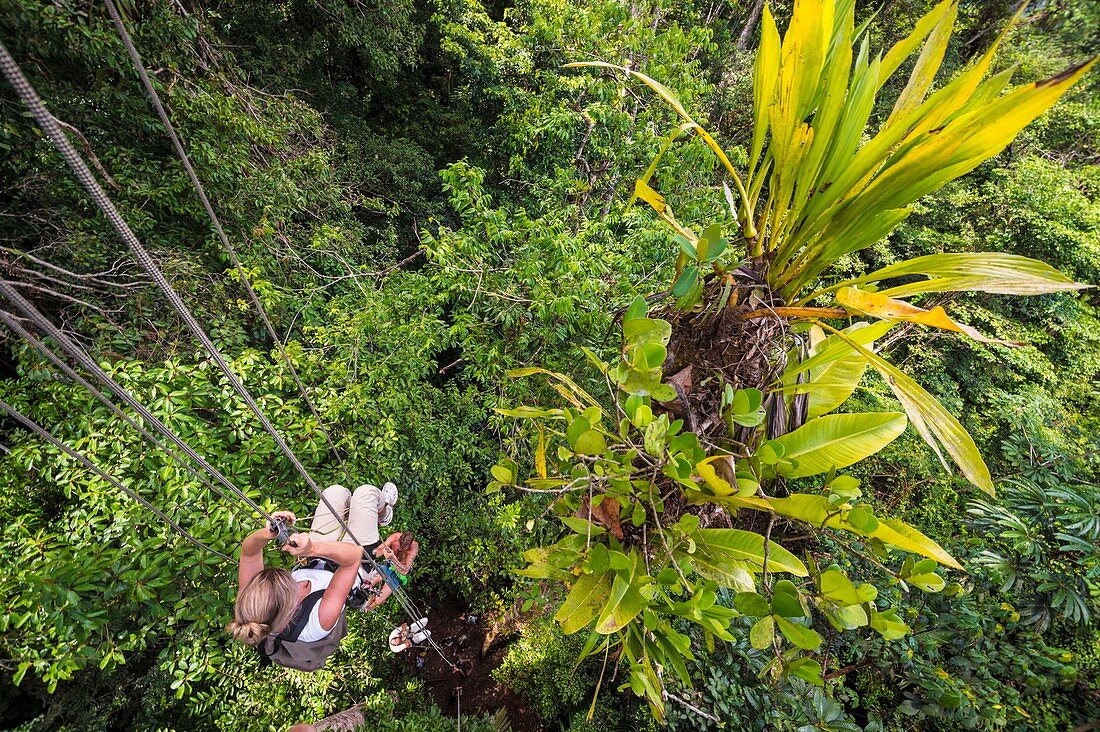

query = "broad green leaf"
[[909, 572, 946, 592], [772, 412, 907, 477], [782, 321, 893, 379], [869, 607, 909, 640], [561, 517, 606, 536], [595, 557, 648, 634], [623, 318, 672, 347], [827, 603, 869, 630], [819, 568, 860, 605], [776, 615, 823, 650], [772, 579, 805, 617], [821, 324, 993, 495], [713, 493, 963, 570], [830, 253, 1088, 297], [750, 615, 775, 649], [556, 571, 612, 634], [566, 416, 591, 448], [846, 504, 879, 533], [692, 528, 808, 577], [788, 658, 825, 685], [586, 544, 610, 575], [574, 430, 607, 456], [734, 592, 771, 617], [885, 0, 956, 125], [514, 563, 575, 582]]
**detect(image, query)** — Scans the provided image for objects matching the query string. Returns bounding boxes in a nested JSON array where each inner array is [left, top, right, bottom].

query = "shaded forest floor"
[[387, 595, 543, 731]]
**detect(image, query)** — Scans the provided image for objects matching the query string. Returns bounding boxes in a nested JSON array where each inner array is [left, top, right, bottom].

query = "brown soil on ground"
[[388, 596, 544, 731]]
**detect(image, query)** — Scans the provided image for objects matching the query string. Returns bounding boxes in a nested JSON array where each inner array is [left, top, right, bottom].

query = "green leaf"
[[575, 430, 607, 456], [691, 528, 808, 577], [869, 607, 909, 640], [490, 464, 514, 484], [624, 295, 649, 321], [676, 235, 696, 260], [908, 572, 946, 593], [772, 412, 907, 477], [771, 580, 805, 618], [819, 568, 861, 605], [839, 252, 1089, 297], [672, 266, 700, 297], [566, 416, 591, 448], [561, 517, 606, 536], [711, 493, 963, 570], [827, 603, 870, 630], [623, 318, 672, 347], [556, 571, 612, 634], [775, 616, 822, 650], [734, 592, 772, 617], [750, 615, 775, 650], [788, 658, 824, 686], [587, 544, 610, 575], [846, 505, 879, 533], [595, 557, 648, 634]]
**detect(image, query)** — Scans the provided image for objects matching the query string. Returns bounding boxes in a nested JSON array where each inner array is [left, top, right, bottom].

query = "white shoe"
[[410, 617, 429, 634], [379, 481, 399, 526]]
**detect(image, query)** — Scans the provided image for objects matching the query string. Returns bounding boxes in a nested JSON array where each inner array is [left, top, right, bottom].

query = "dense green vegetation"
[[0, 1, 1096, 730]]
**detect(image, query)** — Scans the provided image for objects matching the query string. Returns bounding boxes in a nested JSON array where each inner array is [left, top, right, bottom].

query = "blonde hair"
[[226, 568, 299, 646]]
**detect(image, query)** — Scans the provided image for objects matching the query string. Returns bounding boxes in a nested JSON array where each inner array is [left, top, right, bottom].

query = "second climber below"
[[363, 528, 420, 611], [225, 482, 399, 670]]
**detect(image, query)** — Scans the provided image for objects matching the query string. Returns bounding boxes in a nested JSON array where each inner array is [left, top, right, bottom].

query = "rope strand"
[[0, 309, 259, 522], [0, 39, 325, 509], [104, 0, 356, 486], [0, 280, 272, 524], [0, 399, 231, 560]]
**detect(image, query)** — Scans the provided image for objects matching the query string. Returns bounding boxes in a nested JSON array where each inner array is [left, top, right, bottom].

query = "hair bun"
[[226, 619, 269, 646]]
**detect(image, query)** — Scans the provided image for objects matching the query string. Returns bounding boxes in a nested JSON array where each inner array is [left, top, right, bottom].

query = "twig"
[[665, 691, 721, 724], [54, 118, 120, 189]]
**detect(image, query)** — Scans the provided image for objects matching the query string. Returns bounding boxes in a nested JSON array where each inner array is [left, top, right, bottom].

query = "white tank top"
[[289, 566, 336, 643]]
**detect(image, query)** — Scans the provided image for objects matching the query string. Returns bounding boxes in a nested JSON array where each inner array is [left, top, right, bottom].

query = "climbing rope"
[[0, 280, 275, 526], [104, 0, 355, 487], [0, 399, 231, 560], [0, 309, 259, 525], [0, 36, 457, 670], [0, 39, 327, 508]]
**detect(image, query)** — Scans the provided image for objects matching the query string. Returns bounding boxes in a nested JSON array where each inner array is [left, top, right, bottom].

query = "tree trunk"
[[287, 705, 367, 732], [737, 0, 767, 50]]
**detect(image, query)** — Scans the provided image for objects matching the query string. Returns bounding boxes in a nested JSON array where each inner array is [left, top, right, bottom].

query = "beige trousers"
[[308, 484, 384, 546]]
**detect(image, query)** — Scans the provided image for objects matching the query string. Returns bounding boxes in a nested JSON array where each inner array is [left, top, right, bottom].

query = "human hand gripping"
[[281, 532, 313, 557], [265, 510, 298, 544]]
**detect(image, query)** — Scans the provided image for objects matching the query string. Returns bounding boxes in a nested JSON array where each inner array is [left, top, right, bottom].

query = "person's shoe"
[[410, 617, 429, 634], [379, 481, 399, 526]]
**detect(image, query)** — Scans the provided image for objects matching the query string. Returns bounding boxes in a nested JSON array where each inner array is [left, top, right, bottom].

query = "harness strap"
[[277, 589, 326, 643]]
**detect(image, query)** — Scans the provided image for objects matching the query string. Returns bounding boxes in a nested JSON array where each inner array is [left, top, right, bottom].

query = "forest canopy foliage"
[[0, 0, 1097, 731]]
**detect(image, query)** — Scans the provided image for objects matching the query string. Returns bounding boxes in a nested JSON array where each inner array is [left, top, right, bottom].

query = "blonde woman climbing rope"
[[226, 482, 399, 670]]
